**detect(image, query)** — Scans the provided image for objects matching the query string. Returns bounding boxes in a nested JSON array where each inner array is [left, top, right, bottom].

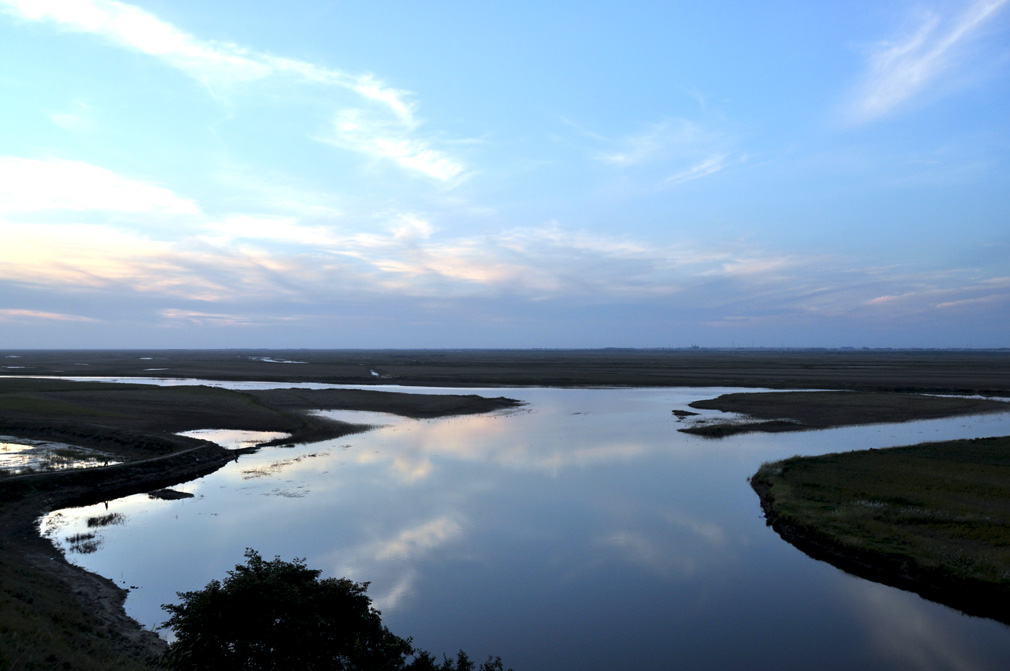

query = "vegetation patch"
[[751, 435, 1010, 623], [88, 513, 126, 528], [67, 532, 101, 555], [239, 452, 328, 480], [161, 549, 512, 670]]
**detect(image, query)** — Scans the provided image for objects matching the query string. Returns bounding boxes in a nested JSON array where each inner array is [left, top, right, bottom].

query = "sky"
[[1, 0, 1008, 349]]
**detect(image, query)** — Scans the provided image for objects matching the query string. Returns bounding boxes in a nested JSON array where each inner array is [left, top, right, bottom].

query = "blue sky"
[[1, 0, 1008, 348]]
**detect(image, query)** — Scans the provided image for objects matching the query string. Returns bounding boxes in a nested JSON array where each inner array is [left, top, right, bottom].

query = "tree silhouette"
[[161, 549, 511, 671]]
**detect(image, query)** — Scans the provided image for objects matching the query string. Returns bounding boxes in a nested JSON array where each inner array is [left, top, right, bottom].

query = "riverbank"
[[0, 379, 521, 670], [0, 430, 233, 669], [751, 435, 1010, 625]]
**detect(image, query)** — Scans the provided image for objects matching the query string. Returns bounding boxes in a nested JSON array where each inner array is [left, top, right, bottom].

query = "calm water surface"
[[43, 386, 1010, 671]]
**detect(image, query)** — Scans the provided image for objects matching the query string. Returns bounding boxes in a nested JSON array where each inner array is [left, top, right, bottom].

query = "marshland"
[[3, 349, 1010, 670]]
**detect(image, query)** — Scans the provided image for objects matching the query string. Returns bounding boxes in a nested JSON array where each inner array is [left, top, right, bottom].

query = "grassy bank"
[[751, 435, 1010, 623], [0, 543, 159, 671]]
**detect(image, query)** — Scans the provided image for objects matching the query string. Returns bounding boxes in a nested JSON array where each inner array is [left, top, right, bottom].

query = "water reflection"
[[0, 436, 118, 474], [41, 387, 1010, 670], [176, 429, 290, 450], [844, 578, 1001, 671]]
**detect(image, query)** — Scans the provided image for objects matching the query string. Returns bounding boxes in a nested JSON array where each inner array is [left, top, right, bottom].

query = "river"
[[41, 385, 1010, 670]]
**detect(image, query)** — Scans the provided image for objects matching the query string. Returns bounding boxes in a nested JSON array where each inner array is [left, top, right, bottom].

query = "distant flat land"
[[3, 348, 1010, 393]]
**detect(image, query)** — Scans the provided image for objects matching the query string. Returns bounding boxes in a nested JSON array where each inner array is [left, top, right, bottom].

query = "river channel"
[[41, 384, 1010, 670]]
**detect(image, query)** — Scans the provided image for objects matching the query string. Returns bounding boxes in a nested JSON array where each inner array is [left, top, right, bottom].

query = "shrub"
[[162, 549, 411, 670], [161, 549, 512, 671]]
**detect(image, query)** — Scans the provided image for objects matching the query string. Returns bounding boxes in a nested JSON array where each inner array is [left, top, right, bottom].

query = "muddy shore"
[[0, 430, 236, 664]]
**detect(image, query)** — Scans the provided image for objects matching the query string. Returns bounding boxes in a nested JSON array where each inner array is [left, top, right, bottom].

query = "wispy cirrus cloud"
[[0, 0, 273, 88], [0, 309, 98, 322], [664, 154, 732, 186], [338, 222, 808, 300], [203, 215, 342, 248], [847, 0, 1009, 122], [596, 120, 706, 166], [321, 109, 467, 183], [587, 118, 743, 188], [159, 309, 295, 328], [0, 0, 464, 181], [866, 276, 1010, 314], [0, 166, 802, 306]]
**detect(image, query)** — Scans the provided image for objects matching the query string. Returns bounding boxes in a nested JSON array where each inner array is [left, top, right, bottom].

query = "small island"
[[679, 390, 1009, 436]]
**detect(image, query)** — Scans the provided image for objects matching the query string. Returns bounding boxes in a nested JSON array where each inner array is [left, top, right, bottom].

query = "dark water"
[[43, 386, 1010, 670]]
